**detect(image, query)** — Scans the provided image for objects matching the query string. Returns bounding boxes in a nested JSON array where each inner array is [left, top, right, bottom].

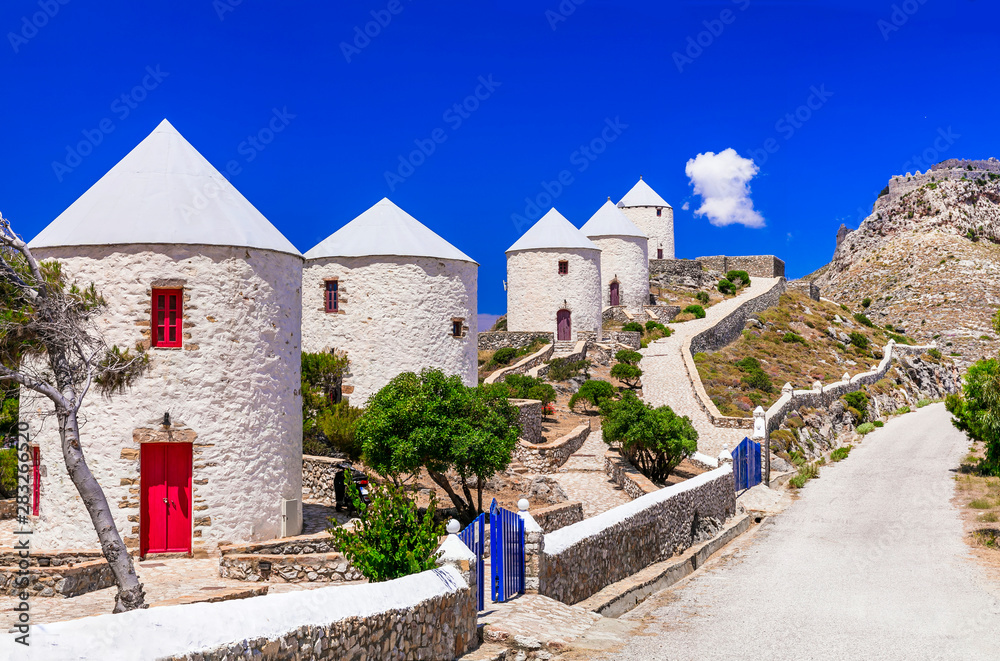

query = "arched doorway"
[[556, 309, 572, 341], [609, 281, 620, 306]]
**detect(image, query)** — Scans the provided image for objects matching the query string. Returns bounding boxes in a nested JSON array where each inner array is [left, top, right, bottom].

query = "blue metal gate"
[[458, 512, 486, 611], [489, 498, 525, 603], [732, 436, 762, 491]]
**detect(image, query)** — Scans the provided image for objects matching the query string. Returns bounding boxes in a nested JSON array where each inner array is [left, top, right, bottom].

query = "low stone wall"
[[643, 305, 681, 323], [787, 279, 821, 301], [219, 531, 336, 556], [603, 449, 659, 499], [0, 499, 15, 520], [0, 558, 115, 598], [0, 549, 103, 567], [538, 466, 736, 605], [530, 502, 584, 533], [689, 278, 787, 355], [511, 398, 543, 444], [695, 255, 786, 278], [302, 455, 343, 505], [514, 424, 590, 473], [478, 331, 554, 351], [532, 341, 587, 379], [484, 342, 555, 384], [593, 331, 641, 349], [24, 566, 478, 660], [219, 552, 363, 584]]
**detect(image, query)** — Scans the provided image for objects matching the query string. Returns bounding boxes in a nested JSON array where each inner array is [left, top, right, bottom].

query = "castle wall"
[[506, 248, 602, 342], [589, 235, 648, 312], [21, 245, 304, 552], [620, 206, 674, 261], [301, 255, 478, 406], [878, 159, 1000, 212], [694, 255, 785, 278]]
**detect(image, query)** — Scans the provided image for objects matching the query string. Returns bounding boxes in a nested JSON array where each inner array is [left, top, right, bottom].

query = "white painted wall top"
[[304, 198, 476, 264], [506, 208, 598, 252], [617, 177, 671, 209], [29, 119, 301, 256], [580, 199, 648, 239]]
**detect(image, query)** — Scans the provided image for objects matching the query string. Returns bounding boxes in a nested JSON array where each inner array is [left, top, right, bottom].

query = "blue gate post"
[[458, 513, 486, 611]]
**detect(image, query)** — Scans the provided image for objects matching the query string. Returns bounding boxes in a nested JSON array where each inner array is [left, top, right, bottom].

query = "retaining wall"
[[218, 552, 363, 584], [219, 532, 336, 556], [478, 331, 554, 352], [695, 255, 786, 278], [530, 502, 584, 533], [484, 342, 555, 385], [603, 449, 659, 499], [596, 331, 641, 349], [538, 466, 736, 605], [302, 455, 344, 506], [514, 424, 590, 473], [512, 398, 543, 444], [0, 559, 114, 598], [0, 499, 14, 520]]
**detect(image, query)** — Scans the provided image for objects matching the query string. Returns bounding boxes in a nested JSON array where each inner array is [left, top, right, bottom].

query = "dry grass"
[[955, 444, 1000, 564]]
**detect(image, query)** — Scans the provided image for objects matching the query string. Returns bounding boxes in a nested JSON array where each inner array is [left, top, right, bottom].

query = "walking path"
[[579, 404, 1000, 660], [640, 278, 780, 458], [550, 421, 631, 517]]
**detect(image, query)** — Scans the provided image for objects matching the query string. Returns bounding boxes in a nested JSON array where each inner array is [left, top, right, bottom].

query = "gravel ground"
[[586, 404, 1000, 660], [640, 278, 780, 458]]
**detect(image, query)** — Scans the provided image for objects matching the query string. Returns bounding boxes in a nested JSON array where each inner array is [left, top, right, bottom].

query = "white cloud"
[[681, 201, 690, 211], [684, 148, 765, 228]]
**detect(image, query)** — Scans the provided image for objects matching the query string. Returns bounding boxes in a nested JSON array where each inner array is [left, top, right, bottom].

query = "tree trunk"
[[427, 469, 474, 523]]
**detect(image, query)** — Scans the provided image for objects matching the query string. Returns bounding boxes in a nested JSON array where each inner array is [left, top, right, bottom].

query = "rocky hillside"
[[811, 159, 1000, 367]]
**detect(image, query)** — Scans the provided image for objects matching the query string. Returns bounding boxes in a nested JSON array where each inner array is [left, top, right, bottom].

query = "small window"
[[656, 208, 662, 217], [452, 320, 464, 337], [325, 280, 339, 313], [558, 260, 569, 275], [657, 249, 664, 259], [151, 289, 183, 348]]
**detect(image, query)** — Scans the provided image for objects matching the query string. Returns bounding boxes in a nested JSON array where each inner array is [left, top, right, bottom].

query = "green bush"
[[547, 358, 590, 382], [916, 398, 932, 408], [782, 332, 808, 346], [853, 313, 874, 328], [0, 449, 17, 499], [843, 391, 870, 421], [856, 422, 876, 435], [726, 270, 751, 287], [610, 363, 643, 389], [695, 291, 710, 305], [862, 297, 872, 308], [492, 347, 518, 365], [928, 348, 942, 360], [849, 332, 869, 350], [504, 374, 556, 405], [329, 480, 444, 583], [645, 320, 661, 332], [622, 321, 644, 336], [830, 445, 853, 462], [569, 379, 616, 411], [873, 420, 884, 427], [684, 304, 706, 319], [735, 356, 762, 372], [311, 401, 365, 459], [717, 278, 735, 295], [600, 391, 697, 483], [615, 349, 642, 366], [894, 405, 911, 415], [788, 462, 820, 489], [742, 369, 773, 393]]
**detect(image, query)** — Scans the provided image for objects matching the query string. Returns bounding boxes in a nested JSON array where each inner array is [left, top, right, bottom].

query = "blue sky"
[[1, 1, 998, 317]]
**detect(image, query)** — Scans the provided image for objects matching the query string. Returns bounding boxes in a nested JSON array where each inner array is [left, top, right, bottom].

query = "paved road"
[[594, 404, 1000, 660]]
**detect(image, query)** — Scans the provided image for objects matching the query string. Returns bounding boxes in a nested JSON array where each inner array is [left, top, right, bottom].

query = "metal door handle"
[[163, 498, 168, 503]]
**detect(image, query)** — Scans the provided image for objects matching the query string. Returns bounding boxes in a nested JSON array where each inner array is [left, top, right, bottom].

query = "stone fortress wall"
[[876, 158, 1000, 212], [695, 255, 786, 279]]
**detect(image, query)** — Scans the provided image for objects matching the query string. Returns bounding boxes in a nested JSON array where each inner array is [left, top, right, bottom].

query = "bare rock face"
[[810, 159, 1000, 369]]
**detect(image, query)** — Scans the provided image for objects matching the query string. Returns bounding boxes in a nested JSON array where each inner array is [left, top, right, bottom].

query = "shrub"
[[853, 313, 874, 328], [849, 332, 869, 349], [843, 391, 870, 420], [313, 401, 365, 459], [684, 304, 706, 319], [830, 446, 853, 462], [862, 297, 872, 308], [782, 332, 808, 346], [600, 391, 697, 483], [856, 422, 876, 435], [695, 291, 710, 304], [0, 449, 16, 500], [504, 374, 556, 405], [645, 320, 661, 331], [736, 356, 762, 372], [917, 398, 932, 408], [789, 462, 820, 489], [928, 348, 942, 360], [622, 321, 644, 336], [547, 358, 590, 382], [726, 270, 751, 287], [615, 349, 642, 365], [492, 347, 518, 365], [894, 405, 911, 415], [610, 363, 643, 389], [717, 278, 735, 295], [569, 379, 616, 411], [873, 420, 884, 427], [969, 498, 993, 510], [742, 369, 773, 393], [329, 480, 444, 583]]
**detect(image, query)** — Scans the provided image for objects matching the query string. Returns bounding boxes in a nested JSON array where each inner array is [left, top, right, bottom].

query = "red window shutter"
[[325, 281, 339, 313], [32, 447, 40, 516], [151, 289, 183, 348]]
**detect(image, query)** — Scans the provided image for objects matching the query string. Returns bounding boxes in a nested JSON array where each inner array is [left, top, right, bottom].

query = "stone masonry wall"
[[689, 278, 787, 355], [596, 330, 642, 349], [514, 424, 590, 473], [603, 449, 659, 499], [512, 399, 543, 444], [219, 531, 336, 556], [218, 552, 363, 583], [0, 499, 14, 520], [530, 502, 584, 533], [695, 255, 786, 278], [478, 331, 554, 352], [0, 559, 115, 598], [302, 455, 344, 506], [539, 466, 736, 605]]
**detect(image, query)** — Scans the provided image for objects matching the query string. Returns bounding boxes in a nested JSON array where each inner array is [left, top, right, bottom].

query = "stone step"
[[459, 642, 509, 661]]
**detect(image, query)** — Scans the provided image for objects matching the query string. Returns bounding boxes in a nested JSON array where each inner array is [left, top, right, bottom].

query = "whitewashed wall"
[[301, 255, 478, 405], [621, 206, 674, 261], [20, 244, 303, 551], [506, 248, 602, 342], [590, 235, 649, 312]]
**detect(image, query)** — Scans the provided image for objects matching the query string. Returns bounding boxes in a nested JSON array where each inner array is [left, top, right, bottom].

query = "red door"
[[657, 249, 663, 259], [610, 282, 620, 307], [557, 309, 571, 341], [141, 443, 192, 556]]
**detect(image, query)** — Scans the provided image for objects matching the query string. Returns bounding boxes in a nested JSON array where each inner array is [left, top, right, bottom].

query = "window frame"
[[151, 288, 183, 349], [557, 260, 569, 275], [324, 279, 339, 313], [656, 208, 662, 217], [452, 319, 464, 338]]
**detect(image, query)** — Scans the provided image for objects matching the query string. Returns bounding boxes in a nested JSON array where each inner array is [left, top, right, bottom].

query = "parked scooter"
[[334, 462, 371, 512]]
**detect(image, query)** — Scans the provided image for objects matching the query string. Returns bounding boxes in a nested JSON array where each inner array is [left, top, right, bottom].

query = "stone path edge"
[[575, 514, 752, 618]]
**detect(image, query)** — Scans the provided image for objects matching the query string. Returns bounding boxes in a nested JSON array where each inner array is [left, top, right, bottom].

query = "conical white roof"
[[617, 177, 671, 209], [580, 199, 648, 239], [506, 209, 599, 253], [304, 198, 476, 264], [29, 120, 300, 256]]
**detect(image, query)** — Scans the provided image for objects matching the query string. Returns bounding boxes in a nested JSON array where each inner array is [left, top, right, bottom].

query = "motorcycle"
[[334, 462, 371, 512]]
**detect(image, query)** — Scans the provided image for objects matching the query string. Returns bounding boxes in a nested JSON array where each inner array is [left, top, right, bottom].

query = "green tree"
[[569, 379, 616, 411], [601, 391, 698, 482], [302, 351, 363, 458], [358, 369, 520, 523], [612, 349, 643, 389], [946, 358, 1000, 475], [502, 373, 556, 405], [329, 480, 444, 582]]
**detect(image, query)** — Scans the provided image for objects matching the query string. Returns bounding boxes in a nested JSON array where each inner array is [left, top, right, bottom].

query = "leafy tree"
[[601, 391, 697, 482], [302, 351, 362, 459], [358, 370, 520, 523], [717, 278, 735, 295], [684, 304, 706, 319], [569, 379, 616, 411], [614, 349, 642, 365], [725, 270, 751, 287], [0, 216, 150, 611], [611, 363, 643, 389], [502, 373, 556, 405], [622, 321, 644, 336], [946, 358, 1000, 475], [329, 480, 444, 582]]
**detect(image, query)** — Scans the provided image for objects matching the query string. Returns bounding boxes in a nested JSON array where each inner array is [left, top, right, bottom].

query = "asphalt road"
[[600, 403, 1000, 660]]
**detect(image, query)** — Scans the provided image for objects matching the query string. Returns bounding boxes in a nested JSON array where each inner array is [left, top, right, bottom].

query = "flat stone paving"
[[550, 422, 631, 517], [640, 278, 780, 459]]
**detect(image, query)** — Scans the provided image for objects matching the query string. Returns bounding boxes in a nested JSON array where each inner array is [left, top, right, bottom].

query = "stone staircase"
[[552, 340, 576, 355]]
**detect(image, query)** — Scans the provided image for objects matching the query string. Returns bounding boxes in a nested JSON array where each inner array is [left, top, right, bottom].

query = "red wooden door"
[[557, 309, 571, 341], [610, 282, 620, 306], [141, 443, 192, 556]]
